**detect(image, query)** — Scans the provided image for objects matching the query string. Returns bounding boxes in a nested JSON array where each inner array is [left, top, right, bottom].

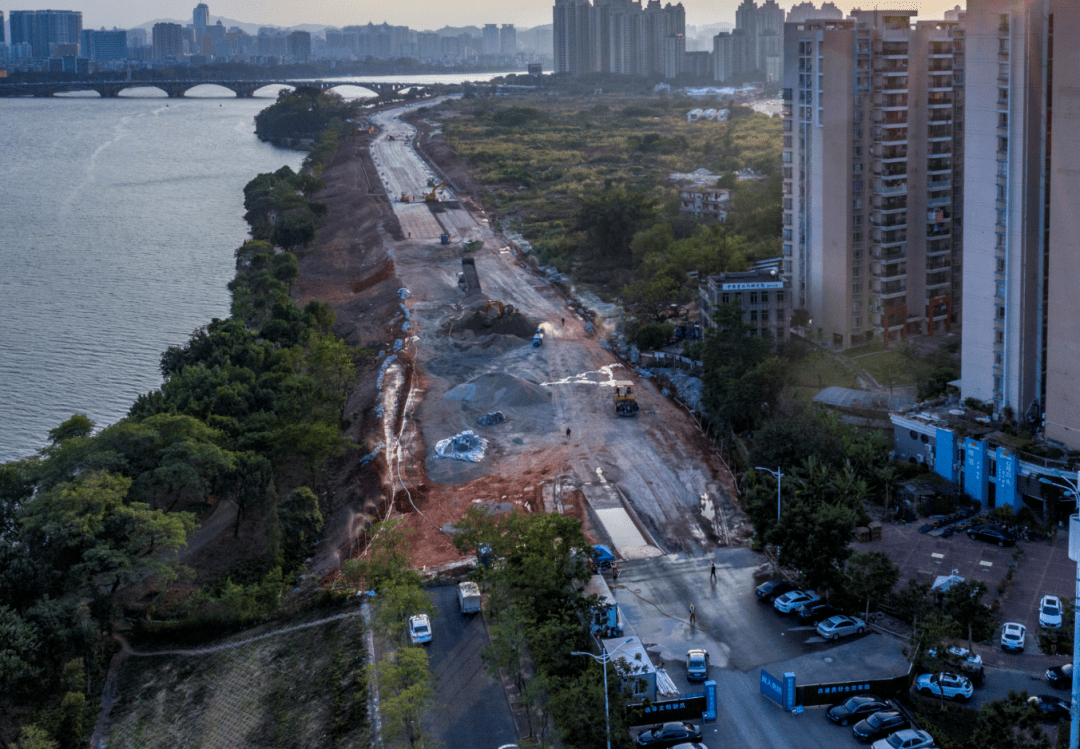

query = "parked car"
[[798, 601, 839, 625], [915, 672, 973, 701], [1001, 621, 1027, 651], [871, 728, 936, 749], [852, 710, 911, 743], [967, 524, 1016, 546], [1029, 694, 1071, 723], [686, 649, 710, 681], [774, 589, 820, 614], [1039, 595, 1063, 629], [756, 579, 797, 601], [1047, 663, 1073, 689], [826, 694, 891, 726], [407, 614, 432, 645], [817, 615, 867, 640], [927, 646, 984, 686], [633, 722, 703, 748]]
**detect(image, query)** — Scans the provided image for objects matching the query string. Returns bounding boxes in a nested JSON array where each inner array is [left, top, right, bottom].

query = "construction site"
[[289, 97, 747, 576]]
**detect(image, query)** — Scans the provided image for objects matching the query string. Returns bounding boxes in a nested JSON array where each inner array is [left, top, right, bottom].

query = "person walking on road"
[[612, 563, 620, 582], [689, 603, 696, 625], [566, 427, 571, 439], [710, 563, 717, 582]]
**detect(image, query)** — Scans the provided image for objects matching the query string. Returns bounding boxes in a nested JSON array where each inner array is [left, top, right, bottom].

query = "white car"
[[1040, 595, 1064, 629], [407, 614, 432, 645], [1001, 621, 1027, 651], [816, 615, 867, 640], [871, 728, 936, 749], [915, 672, 973, 701], [773, 589, 820, 614]]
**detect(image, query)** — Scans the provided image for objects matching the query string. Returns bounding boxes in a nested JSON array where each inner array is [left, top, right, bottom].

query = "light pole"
[[1038, 469, 1080, 749], [571, 637, 635, 749], [755, 466, 784, 521]]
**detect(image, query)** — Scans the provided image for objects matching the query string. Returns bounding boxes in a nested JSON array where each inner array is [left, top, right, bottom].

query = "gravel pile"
[[461, 310, 536, 338], [444, 372, 549, 411]]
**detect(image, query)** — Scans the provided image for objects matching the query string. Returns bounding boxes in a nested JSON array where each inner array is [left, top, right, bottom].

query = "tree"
[[271, 211, 317, 250], [768, 499, 857, 592], [0, 605, 41, 688], [575, 188, 657, 259], [970, 692, 1051, 749], [12, 726, 57, 749], [845, 551, 900, 618], [367, 647, 435, 749], [270, 251, 299, 291], [47, 414, 94, 445], [276, 486, 323, 569], [635, 323, 673, 351], [942, 579, 996, 646]]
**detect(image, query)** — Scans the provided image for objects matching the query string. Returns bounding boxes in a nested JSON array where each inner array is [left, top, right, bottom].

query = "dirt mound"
[[460, 310, 535, 338], [444, 372, 550, 410]]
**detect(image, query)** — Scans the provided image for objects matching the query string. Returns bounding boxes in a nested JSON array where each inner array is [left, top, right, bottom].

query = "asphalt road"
[[617, 549, 912, 749], [424, 584, 517, 749]]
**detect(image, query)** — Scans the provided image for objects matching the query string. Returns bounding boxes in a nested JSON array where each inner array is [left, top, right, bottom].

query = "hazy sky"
[[50, 0, 964, 31]]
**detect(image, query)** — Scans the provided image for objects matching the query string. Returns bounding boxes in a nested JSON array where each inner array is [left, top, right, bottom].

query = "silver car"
[[816, 615, 867, 640]]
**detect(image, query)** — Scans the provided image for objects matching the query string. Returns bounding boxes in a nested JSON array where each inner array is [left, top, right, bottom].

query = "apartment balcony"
[[927, 178, 951, 191], [875, 181, 907, 196], [927, 228, 952, 240], [927, 98, 954, 108], [927, 195, 952, 208], [927, 167, 953, 177]]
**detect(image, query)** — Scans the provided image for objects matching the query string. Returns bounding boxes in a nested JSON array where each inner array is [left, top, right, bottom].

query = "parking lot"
[[876, 520, 1075, 670], [615, 548, 912, 749]]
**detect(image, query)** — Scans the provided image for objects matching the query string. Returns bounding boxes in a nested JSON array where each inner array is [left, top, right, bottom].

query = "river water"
[[0, 74, 508, 463]]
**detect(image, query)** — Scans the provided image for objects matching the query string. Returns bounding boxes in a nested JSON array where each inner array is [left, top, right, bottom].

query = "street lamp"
[[755, 466, 784, 521], [571, 637, 635, 749], [1038, 469, 1080, 749]]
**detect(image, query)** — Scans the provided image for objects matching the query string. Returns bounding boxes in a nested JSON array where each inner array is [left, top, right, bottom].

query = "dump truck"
[[614, 385, 640, 417], [583, 574, 623, 638], [458, 581, 482, 614], [458, 257, 481, 295]]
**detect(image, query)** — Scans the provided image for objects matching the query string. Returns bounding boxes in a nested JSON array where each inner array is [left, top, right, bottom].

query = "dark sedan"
[[827, 695, 891, 726], [1030, 695, 1070, 723], [633, 722, 703, 748], [852, 710, 910, 743], [756, 579, 797, 601], [797, 601, 839, 625], [1047, 663, 1073, 689], [967, 524, 1017, 547]]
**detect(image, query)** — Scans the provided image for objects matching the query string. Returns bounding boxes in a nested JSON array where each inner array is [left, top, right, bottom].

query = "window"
[[995, 305, 1005, 320], [853, 282, 862, 294], [776, 290, 785, 302], [853, 214, 863, 227], [749, 292, 759, 304], [721, 293, 730, 304], [750, 310, 758, 322], [995, 329, 1004, 344], [761, 310, 769, 322]]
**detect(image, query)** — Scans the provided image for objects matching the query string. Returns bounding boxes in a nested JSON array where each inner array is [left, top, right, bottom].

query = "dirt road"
[[364, 101, 738, 567]]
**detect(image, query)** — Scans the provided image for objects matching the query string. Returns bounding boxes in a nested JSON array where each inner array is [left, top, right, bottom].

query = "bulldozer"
[[483, 300, 515, 326], [614, 385, 640, 417], [424, 181, 446, 202]]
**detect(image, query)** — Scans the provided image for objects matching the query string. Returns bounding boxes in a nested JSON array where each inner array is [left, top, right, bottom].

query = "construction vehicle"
[[483, 300, 516, 326], [614, 384, 640, 417], [440, 233, 450, 245], [400, 193, 411, 203], [458, 257, 481, 295], [424, 181, 446, 202], [427, 177, 436, 187], [387, 134, 395, 141], [458, 581, 482, 614], [462, 239, 483, 252]]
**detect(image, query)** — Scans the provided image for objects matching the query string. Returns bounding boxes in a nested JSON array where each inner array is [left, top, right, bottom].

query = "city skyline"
[[8, 0, 967, 33]]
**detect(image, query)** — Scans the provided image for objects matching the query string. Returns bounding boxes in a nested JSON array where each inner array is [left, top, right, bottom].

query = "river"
[[0, 73, 509, 463]]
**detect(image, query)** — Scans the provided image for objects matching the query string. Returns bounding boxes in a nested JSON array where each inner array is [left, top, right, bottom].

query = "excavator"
[[424, 181, 446, 202], [614, 385, 640, 417], [483, 300, 516, 326], [400, 193, 411, 203]]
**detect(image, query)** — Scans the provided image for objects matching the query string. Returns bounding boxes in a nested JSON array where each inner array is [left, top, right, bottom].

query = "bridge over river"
[[0, 78, 434, 99]]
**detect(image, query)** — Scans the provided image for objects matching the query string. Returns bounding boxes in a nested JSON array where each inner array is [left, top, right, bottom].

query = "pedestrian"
[[710, 563, 716, 582], [566, 427, 571, 439], [612, 564, 619, 582], [689, 603, 696, 625], [561, 317, 565, 327]]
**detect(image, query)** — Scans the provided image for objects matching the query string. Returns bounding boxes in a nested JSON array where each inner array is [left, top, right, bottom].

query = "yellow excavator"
[[614, 385, 640, 417], [424, 181, 446, 202], [483, 300, 516, 326], [400, 193, 411, 203]]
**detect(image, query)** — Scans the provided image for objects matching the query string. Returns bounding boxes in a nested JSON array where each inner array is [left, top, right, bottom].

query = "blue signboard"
[[996, 448, 1018, 511], [760, 669, 784, 707], [704, 680, 717, 722], [964, 438, 987, 504], [935, 428, 955, 482], [784, 672, 797, 711]]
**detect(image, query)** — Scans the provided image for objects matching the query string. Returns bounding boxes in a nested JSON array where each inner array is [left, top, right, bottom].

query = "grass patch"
[[788, 351, 860, 392], [851, 350, 937, 388], [106, 612, 369, 749]]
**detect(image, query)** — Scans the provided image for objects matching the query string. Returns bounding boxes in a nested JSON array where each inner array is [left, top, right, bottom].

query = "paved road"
[[619, 550, 912, 749], [424, 584, 517, 749]]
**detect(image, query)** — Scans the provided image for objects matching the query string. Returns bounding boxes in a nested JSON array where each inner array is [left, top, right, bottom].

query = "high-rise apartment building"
[[193, 3, 209, 36], [85, 29, 128, 61], [9, 10, 83, 57], [783, 11, 965, 348], [553, 0, 685, 78], [152, 22, 184, 59], [0, 12, 5, 45], [483, 24, 500, 55], [500, 24, 517, 55], [960, 0, 1079, 446]]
